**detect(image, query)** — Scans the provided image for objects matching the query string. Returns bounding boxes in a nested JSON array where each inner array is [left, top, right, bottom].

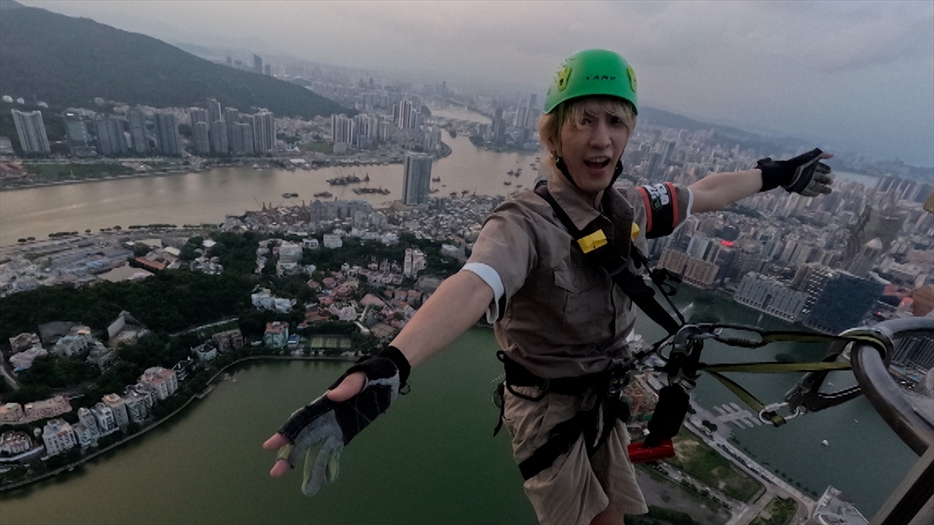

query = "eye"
[[609, 116, 625, 126]]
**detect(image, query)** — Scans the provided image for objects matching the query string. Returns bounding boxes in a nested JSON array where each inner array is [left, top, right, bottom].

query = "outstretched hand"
[[262, 371, 366, 477], [757, 149, 835, 195]]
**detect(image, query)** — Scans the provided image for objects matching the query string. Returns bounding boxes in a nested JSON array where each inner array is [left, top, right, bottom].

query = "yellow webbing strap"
[[705, 370, 787, 427], [576, 230, 608, 253], [690, 330, 889, 428], [701, 361, 851, 373]]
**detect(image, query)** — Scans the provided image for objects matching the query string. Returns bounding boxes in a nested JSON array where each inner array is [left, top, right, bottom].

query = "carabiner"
[[758, 402, 803, 424]]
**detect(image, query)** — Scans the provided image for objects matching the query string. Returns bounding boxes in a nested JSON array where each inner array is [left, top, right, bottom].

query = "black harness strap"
[[534, 183, 682, 335], [518, 410, 592, 480], [495, 351, 628, 480]]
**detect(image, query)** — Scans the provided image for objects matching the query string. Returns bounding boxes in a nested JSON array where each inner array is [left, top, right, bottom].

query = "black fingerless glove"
[[757, 148, 833, 196], [275, 346, 410, 496]]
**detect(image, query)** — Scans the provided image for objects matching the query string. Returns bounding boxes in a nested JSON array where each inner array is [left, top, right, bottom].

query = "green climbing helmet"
[[543, 49, 638, 115]]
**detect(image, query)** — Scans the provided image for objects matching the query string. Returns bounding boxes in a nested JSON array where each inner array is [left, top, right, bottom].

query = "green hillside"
[[0, 2, 352, 119]]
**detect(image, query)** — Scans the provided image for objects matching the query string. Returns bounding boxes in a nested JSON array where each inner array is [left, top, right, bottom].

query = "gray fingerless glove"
[[276, 347, 410, 496], [757, 148, 833, 196]]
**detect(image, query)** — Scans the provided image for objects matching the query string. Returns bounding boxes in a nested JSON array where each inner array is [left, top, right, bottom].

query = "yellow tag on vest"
[[631, 223, 640, 241], [577, 230, 608, 253]]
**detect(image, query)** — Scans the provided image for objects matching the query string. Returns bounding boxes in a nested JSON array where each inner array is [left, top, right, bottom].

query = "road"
[[684, 416, 816, 524]]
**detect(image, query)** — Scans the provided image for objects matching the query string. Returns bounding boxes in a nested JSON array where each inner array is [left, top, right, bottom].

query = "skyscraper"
[[11, 109, 51, 154], [396, 99, 417, 129], [237, 122, 254, 155], [63, 113, 93, 156], [210, 120, 228, 154], [224, 108, 240, 154], [155, 112, 182, 156], [127, 108, 149, 154], [189, 108, 208, 126], [253, 54, 263, 75], [402, 152, 432, 205], [803, 271, 883, 334], [206, 98, 222, 126], [251, 112, 275, 154], [527, 94, 539, 129], [331, 114, 355, 145], [95, 118, 127, 157], [223, 108, 240, 124], [192, 122, 210, 155]]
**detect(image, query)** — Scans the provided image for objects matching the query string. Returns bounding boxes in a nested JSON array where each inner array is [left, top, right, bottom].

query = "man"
[[264, 49, 833, 525]]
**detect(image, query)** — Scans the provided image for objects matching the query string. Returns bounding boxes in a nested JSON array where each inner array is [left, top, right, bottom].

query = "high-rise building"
[[206, 98, 222, 125], [526, 94, 539, 128], [331, 114, 355, 145], [253, 54, 263, 74], [846, 238, 883, 277], [234, 122, 254, 155], [210, 120, 228, 154], [402, 152, 432, 205], [192, 122, 210, 155], [63, 113, 92, 155], [189, 108, 208, 126], [657, 247, 718, 288], [223, 107, 240, 124], [11, 109, 50, 154], [155, 112, 182, 156], [891, 336, 934, 371], [847, 200, 905, 257], [803, 271, 883, 334], [127, 108, 149, 154], [95, 118, 127, 157], [251, 112, 275, 154], [734, 273, 808, 322], [263, 64, 272, 76], [396, 99, 417, 129], [516, 106, 528, 130]]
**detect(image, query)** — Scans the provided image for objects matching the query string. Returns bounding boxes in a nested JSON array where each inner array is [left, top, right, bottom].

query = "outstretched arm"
[[264, 270, 495, 476], [689, 150, 834, 214], [387, 269, 495, 368], [688, 168, 764, 214]]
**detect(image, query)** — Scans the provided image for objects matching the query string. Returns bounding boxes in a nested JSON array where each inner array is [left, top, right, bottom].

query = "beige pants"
[[502, 386, 648, 525]]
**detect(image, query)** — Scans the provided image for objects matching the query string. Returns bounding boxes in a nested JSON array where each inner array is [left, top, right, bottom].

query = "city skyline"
[[19, 0, 934, 168]]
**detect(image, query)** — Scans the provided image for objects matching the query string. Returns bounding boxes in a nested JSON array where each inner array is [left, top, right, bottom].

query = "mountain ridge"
[[0, 3, 352, 119]]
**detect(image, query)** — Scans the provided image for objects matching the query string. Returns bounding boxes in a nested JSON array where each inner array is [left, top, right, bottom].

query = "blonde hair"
[[538, 97, 636, 166]]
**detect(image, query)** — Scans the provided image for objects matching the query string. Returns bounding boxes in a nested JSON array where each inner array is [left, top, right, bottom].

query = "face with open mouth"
[[557, 97, 631, 200]]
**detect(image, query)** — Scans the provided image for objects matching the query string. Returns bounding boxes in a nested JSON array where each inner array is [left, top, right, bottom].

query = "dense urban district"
[[1, 23, 933, 525]]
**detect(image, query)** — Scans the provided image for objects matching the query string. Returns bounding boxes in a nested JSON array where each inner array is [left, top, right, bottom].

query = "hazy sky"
[[22, 1, 934, 166]]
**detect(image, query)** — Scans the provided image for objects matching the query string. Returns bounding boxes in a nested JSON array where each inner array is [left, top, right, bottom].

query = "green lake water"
[[0, 290, 920, 524]]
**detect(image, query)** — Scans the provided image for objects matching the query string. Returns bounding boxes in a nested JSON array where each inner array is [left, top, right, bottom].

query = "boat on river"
[[352, 187, 390, 195], [282, 193, 299, 198], [327, 174, 363, 186], [313, 191, 332, 198]]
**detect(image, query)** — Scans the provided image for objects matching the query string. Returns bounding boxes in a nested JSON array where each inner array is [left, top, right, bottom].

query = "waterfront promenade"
[[0, 353, 356, 493]]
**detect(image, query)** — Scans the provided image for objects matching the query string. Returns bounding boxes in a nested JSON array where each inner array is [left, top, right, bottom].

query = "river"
[[0, 109, 537, 247]]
